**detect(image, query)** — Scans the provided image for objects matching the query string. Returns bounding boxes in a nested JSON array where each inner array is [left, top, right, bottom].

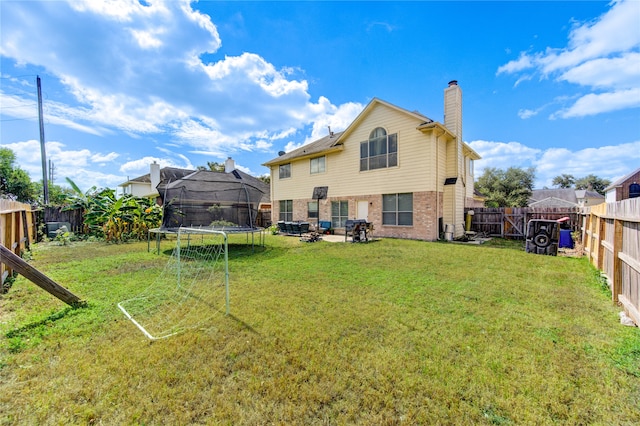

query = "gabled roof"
[[605, 167, 640, 190], [340, 97, 436, 140], [118, 167, 194, 186], [529, 188, 604, 207], [263, 97, 469, 167], [529, 197, 579, 208], [530, 188, 578, 204], [263, 131, 345, 167], [575, 189, 604, 200]]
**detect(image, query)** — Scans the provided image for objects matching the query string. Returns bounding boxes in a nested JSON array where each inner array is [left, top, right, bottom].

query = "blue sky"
[[1, 0, 639, 193]]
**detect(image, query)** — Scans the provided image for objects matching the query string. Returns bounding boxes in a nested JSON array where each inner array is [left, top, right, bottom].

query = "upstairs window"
[[279, 163, 291, 179], [310, 156, 326, 174], [360, 127, 398, 171]]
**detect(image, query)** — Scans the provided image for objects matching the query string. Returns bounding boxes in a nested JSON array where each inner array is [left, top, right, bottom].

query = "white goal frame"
[[118, 227, 229, 340]]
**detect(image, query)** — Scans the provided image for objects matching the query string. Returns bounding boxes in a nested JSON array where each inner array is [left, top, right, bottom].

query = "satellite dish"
[[278, 151, 286, 156]]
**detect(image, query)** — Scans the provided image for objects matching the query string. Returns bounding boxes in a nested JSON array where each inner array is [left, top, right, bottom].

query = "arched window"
[[360, 127, 398, 171]]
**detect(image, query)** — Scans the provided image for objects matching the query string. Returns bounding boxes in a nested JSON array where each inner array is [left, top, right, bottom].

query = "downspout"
[[434, 128, 445, 240]]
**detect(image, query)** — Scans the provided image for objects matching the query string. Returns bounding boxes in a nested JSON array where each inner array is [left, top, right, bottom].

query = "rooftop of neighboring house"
[[605, 167, 640, 190], [529, 188, 604, 207], [118, 167, 195, 186]]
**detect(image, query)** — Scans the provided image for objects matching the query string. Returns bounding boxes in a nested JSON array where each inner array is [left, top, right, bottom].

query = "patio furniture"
[[345, 219, 371, 242]]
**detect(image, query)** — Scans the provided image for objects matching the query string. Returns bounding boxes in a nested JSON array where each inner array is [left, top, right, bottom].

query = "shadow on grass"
[[226, 313, 261, 335], [5, 304, 87, 339]]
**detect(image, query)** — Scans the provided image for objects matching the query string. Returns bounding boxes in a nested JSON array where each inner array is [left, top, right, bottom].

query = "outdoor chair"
[[291, 222, 301, 235], [299, 222, 310, 234], [284, 222, 294, 234], [318, 221, 332, 234], [277, 221, 287, 233]]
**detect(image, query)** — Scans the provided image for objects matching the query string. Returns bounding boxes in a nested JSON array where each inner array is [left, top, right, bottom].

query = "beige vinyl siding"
[[465, 156, 475, 200], [271, 103, 440, 202]]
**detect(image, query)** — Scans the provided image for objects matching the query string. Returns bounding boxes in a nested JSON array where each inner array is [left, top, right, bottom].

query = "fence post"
[[612, 219, 623, 303], [596, 215, 605, 271]]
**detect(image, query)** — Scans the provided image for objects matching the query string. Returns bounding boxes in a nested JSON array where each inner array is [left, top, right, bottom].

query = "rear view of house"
[[263, 81, 480, 241]]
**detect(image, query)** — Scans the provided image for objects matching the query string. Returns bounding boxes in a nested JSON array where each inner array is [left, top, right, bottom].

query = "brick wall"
[[272, 190, 444, 240]]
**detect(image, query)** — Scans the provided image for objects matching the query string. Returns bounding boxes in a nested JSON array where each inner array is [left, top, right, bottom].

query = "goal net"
[[118, 227, 229, 340]]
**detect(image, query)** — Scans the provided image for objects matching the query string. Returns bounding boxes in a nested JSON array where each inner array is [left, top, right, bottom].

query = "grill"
[[345, 219, 372, 243]]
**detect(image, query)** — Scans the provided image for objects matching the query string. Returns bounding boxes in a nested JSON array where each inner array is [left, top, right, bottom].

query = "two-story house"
[[263, 81, 480, 241]]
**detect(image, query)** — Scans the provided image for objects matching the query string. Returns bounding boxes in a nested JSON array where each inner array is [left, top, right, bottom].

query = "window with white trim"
[[279, 200, 293, 222], [382, 193, 413, 226], [331, 201, 348, 228], [307, 201, 318, 219], [279, 163, 291, 179], [310, 156, 325, 174], [360, 127, 398, 171]]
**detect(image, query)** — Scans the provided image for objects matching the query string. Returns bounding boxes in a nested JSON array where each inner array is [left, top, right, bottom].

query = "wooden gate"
[[504, 208, 526, 238], [468, 207, 582, 239]]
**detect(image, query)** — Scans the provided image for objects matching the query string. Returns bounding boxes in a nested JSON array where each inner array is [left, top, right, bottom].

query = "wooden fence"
[[42, 206, 84, 234], [584, 198, 640, 325], [0, 200, 35, 285], [468, 207, 582, 239]]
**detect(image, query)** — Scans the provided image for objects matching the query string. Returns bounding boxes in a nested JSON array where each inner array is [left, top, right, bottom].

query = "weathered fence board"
[[42, 206, 84, 234], [467, 207, 582, 239], [584, 198, 640, 325], [0, 244, 84, 306], [1, 200, 35, 285]]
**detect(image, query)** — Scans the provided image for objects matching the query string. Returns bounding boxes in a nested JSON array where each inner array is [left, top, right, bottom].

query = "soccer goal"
[[118, 227, 229, 340]]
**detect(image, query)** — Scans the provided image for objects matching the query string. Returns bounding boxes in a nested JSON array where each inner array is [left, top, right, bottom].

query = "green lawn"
[[1, 235, 639, 424]]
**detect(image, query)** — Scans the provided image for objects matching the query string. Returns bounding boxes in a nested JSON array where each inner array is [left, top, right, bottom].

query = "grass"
[[1, 235, 639, 424]]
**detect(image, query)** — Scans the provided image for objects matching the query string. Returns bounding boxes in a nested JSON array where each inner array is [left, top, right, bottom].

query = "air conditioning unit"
[[525, 219, 559, 256]]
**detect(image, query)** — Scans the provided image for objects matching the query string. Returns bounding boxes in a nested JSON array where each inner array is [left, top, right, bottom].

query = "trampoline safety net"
[[160, 169, 269, 229]]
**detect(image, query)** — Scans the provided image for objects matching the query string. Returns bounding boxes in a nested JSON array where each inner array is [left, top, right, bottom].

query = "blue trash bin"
[[559, 229, 574, 249]]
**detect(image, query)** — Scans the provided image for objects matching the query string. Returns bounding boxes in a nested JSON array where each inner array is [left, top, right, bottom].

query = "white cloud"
[[0, 139, 125, 191], [497, 0, 640, 118], [497, 52, 534, 75], [469, 139, 640, 188], [91, 152, 120, 163], [551, 87, 640, 119], [518, 108, 541, 119], [0, 0, 357, 179]]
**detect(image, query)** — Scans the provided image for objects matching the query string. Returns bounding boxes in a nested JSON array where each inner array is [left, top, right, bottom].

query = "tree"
[[575, 174, 610, 195], [476, 166, 536, 207], [552, 174, 575, 188], [0, 147, 36, 202], [32, 180, 75, 205], [258, 175, 270, 185], [198, 161, 225, 172]]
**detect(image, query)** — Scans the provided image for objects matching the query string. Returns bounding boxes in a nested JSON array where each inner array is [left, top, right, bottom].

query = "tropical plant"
[[62, 178, 162, 242]]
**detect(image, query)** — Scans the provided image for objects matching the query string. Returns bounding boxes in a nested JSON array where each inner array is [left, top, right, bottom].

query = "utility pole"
[[49, 159, 55, 183], [37, 75, 49, 204]]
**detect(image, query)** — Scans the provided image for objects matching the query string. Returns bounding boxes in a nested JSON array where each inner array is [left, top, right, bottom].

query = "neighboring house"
[[605, 167, 640, 203], [118, 162, 194, 199], [528, 188, 604, 208], [263, 81, 481, 241], [469, 188, 487, 208]]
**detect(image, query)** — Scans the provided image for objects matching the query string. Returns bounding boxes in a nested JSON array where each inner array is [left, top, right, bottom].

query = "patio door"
[[357, 201, 369, 221]]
